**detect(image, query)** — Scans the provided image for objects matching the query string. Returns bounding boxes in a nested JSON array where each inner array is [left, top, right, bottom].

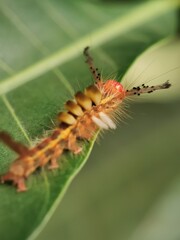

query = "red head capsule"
[[102, 80, 125, 98]]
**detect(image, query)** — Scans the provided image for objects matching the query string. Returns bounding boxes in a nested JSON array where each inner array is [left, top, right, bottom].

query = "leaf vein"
[[1, 3, 74, 94], [0, 59, 14, 75], [1, 3, 48, 55], [1, 95, 31, 144], [37, 0, 79, 39]]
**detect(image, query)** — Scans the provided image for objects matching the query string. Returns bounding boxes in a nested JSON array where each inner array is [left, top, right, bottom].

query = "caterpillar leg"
[[16, 178, 27, 192], [1, 173, 27, 192], [48, 158, 59, 170], [67, 133, 82, 154], [77, 122, 97, 140], [48, 147, 63, 170]]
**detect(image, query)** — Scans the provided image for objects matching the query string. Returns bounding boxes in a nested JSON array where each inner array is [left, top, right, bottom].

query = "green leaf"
[[0, 1, 179, 240]]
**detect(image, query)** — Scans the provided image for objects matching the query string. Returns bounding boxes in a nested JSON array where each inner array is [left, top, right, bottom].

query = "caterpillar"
[[0, 47, 171, 192]]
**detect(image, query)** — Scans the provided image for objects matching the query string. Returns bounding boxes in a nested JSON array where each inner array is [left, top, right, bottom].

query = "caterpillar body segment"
[[0, 47, 171, 192]]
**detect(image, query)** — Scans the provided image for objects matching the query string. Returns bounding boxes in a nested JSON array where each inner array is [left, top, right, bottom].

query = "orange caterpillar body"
[[0, 47, 171, 192]]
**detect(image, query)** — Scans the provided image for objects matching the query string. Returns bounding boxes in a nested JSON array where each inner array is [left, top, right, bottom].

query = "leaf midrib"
[[0, 0, 178, 96]]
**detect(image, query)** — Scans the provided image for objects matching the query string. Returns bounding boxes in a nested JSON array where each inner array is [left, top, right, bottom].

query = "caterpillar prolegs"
[[0, 47, 171, 192]]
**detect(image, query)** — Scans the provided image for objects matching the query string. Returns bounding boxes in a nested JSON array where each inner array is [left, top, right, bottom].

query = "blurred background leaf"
[[0, 0, 179, 240]]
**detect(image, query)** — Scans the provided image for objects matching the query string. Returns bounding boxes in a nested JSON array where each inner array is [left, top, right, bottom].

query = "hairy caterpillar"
[[0, 47, 171, 192]]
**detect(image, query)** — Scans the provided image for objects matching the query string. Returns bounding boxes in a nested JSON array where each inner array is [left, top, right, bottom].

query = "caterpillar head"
[[101, 80, 125, 98]]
